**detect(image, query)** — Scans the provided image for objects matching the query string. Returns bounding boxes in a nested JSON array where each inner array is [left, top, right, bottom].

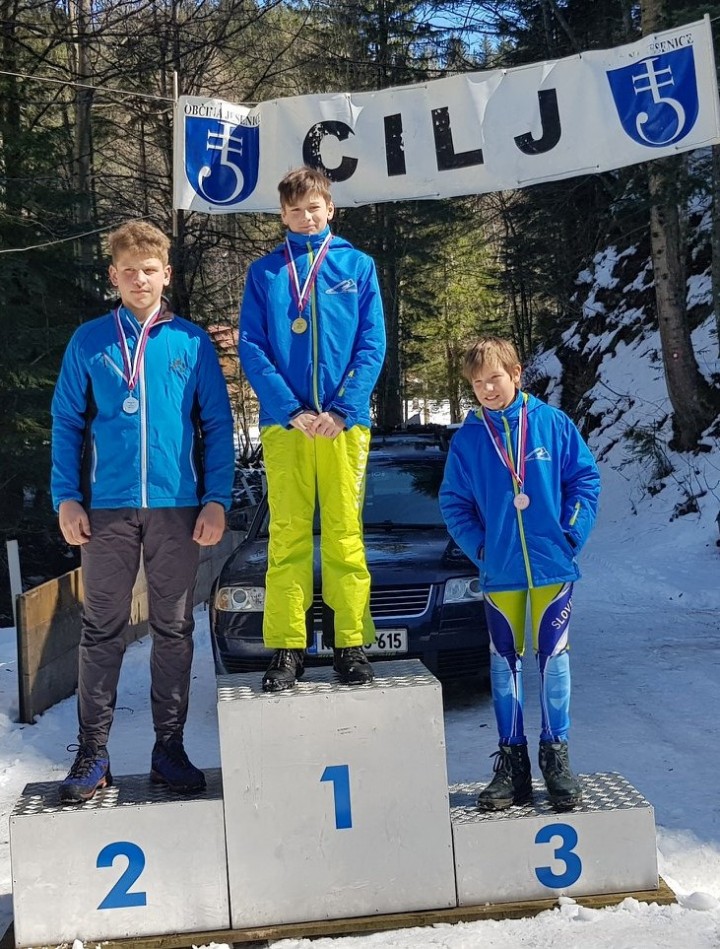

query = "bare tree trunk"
[[71, 0, 95, 301], [375, 204, 403, 428], [712, 144, 720, 358], [641, 0, 715, 449]]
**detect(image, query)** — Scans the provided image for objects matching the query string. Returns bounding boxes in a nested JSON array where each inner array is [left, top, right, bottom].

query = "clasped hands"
[[290, 411, 345, 440]]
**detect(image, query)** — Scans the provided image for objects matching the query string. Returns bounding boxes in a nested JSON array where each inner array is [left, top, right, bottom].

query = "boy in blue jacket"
[[52, 220, 234, 803], [240, 167, 386, 692], [439, 338, 600, 811]]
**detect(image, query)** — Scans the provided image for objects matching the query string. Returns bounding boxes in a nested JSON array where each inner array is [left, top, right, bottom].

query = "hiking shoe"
[[477, 744, 533, 811], [59, 741, 112, 804], [333, 647, 373, 684], [151, 739, 206, 793], [262, 649, 305, 692], [539, 740, 582, 810]]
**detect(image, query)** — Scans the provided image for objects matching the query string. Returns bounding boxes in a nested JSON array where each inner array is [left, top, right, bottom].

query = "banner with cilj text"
[[173, 17, 720, 214]]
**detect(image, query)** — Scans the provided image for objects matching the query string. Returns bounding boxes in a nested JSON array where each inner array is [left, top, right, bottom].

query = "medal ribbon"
[[113, 304, 162, 391], [284, 233, 333, 313], [481, 394, 528, 489]]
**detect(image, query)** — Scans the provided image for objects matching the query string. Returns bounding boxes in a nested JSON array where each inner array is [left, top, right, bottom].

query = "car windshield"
[[256, 455, 447, 535]]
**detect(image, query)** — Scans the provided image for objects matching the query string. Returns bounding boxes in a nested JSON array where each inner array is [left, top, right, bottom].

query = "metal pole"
[[6, 539, 21, 629]]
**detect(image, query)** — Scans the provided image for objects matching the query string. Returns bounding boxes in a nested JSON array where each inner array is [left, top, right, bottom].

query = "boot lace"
[[542, 745, 569, 777], [65, 742, 104, 779], [268, 649, 303, 670], [158, 740, 191, 768], [335, 647, 368, 663]]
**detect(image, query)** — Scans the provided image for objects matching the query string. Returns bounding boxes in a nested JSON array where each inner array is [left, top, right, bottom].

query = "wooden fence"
[[15, 532, 239, 724]]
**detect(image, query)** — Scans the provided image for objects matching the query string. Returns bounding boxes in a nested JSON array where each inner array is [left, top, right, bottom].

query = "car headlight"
[[443, 576, 483, 604], [215, 586, 266, 612]]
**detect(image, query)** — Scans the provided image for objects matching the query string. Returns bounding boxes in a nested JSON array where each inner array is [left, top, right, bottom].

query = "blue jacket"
[[239, 226, 386, 428], [439, 392, 600, 591], [51, 304, 234, 511]]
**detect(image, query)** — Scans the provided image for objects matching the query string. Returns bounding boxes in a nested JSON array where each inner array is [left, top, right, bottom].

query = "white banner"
[[173, 17, 720, 213]]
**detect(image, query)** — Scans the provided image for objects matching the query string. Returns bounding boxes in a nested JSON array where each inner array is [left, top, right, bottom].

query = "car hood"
[[219, 528, 476, 587]]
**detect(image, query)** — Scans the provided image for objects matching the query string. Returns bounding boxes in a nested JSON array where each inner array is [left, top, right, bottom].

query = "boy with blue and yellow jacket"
[[440, 337, 600, 811], [240, 167, 386, 692]]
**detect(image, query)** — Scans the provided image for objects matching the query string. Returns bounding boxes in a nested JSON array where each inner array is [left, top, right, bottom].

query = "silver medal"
[[123, 396, 139, 414]]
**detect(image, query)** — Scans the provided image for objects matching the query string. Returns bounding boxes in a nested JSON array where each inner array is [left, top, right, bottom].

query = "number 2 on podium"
[[321, 764, 353, 829], [97, 841, 147, 910]]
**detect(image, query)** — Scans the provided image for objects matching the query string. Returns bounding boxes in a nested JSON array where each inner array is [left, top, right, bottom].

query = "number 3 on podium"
[[534, 823, 583, 888]]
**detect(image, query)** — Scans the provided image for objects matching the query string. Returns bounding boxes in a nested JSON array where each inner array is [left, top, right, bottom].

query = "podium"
[[9, 659, 668, 947], [450, 773, 658, 905], [217, 660, 457, 927], [9, 771, 229, 947]]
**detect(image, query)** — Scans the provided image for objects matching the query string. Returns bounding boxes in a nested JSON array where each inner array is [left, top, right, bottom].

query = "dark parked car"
[[210, 432, 489, 681]]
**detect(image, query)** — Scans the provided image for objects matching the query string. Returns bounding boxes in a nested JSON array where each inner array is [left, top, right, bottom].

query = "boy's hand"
[[58, 500, 92, 546], [193, 501, 226, 546], [310, 411, 346, 439], [290, 411, 318, 439]]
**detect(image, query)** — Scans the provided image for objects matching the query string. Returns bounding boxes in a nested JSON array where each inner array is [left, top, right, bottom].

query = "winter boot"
[[151, 738, 206, 794], [262, 649, 305, 692], [59, 741, 112, 804], [333, 647, 374, 684], [539, 740, 582, 810], [477, 743, 533, 811]]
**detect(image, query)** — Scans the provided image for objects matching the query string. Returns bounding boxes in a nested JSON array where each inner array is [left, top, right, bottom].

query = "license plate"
[[308, 628, 408, 656]]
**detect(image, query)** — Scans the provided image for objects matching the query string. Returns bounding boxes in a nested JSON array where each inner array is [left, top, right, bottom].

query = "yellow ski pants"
[[261, 425, 375, 650]]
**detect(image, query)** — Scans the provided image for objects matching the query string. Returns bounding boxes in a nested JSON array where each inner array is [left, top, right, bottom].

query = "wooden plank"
[[13, 878, 676, 949]]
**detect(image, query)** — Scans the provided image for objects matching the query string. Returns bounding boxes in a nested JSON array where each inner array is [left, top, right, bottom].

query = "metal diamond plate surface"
[[450, 772, 651, 823], [13, 767, 223, 816], [217, 658, 436, 702]]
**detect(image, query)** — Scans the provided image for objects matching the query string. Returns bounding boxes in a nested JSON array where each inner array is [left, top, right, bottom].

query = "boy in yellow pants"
[[239, 167, 386, 691]]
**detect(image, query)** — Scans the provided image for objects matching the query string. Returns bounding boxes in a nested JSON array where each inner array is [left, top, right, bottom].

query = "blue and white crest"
[[606, 46, 699, 148], [184, 116, 259, 206]]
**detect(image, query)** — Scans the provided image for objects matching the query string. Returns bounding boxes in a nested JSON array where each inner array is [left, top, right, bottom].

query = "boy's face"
[[281, 191, 334, 235], [109, 252, 171, 322], [471, 362, 522, 411]]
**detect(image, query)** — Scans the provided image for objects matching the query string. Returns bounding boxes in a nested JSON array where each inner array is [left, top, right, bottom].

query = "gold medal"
[[291, 316, 308, 334]]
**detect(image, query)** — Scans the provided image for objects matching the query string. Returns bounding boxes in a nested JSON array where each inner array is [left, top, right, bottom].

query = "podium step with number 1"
[[217, 658, 457, 928]]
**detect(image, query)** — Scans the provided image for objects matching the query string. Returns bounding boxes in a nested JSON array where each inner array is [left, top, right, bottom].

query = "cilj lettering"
[[300, 88, 562, 182]]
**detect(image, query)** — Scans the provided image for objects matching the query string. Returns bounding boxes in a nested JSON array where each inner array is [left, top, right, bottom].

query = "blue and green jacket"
[[239, 226, 386, 429], [51, 304, 234, 511], [439, 391, 600, 591]]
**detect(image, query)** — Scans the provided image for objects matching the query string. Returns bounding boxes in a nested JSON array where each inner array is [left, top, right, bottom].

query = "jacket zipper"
[[308, 241, 321, 412], [140, 364, 148, 507], [502, 413, 534, 589]]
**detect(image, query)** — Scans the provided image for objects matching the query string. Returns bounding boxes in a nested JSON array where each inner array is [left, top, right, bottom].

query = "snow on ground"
[[2, 463, 720, 947], [1, 318, 720, 946]]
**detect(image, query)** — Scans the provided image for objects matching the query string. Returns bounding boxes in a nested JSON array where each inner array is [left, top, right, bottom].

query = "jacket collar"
[[285, 225, 332, 251], [116, 296, 174, 330]]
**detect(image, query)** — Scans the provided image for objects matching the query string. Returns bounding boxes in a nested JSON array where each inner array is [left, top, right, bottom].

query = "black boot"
[[262, 649, 305, 692], [477, 744, 533, 811], [333, 647, 373, 684], [539, 741, 582, 810]]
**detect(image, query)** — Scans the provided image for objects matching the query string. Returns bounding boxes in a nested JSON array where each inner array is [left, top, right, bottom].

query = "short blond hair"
[[278, 167, 332, 207], [463, 337, 521, 381], [107, 221, 170, 266]]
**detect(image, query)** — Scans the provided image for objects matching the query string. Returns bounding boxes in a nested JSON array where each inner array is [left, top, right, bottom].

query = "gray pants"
[[78, 507, 200, 747]]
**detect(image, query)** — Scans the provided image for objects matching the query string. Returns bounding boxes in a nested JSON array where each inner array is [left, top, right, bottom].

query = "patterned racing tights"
[[483, 582, 574, 745]]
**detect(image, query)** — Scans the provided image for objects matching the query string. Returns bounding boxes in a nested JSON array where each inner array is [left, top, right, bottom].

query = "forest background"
[[1, 0, 719, 624]]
